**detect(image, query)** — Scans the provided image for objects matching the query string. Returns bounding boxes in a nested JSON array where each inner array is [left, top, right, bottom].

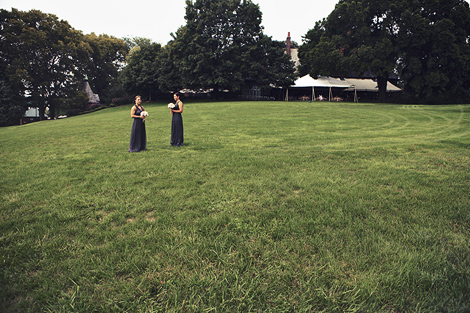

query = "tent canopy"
[[292, 75, 353, 88], [292, 75, 401, 91], [343, 78, 401, 92], [287, 75, 401, 102], [287, 75, 352, 102]]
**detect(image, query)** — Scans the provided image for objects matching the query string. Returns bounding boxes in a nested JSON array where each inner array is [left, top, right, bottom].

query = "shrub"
[[110, 96, 131, 107]]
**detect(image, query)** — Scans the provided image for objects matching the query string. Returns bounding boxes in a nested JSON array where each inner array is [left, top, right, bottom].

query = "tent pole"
[[312, 87, 315, 101], [354, 86, 358, 102], [329, 87, 332, 101], [285, 88, 289, 102]]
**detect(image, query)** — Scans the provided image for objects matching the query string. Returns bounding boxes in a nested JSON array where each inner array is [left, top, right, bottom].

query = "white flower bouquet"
[[140, 111, 148, 121], [168, 103, 175, 109]]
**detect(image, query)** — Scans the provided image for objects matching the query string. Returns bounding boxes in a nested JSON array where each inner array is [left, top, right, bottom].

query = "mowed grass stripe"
[[1, 101, 469, 312]]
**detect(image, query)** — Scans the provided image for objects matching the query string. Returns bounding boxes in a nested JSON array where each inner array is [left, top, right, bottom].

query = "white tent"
[[292, 75, 317, 87], [287, 75, 353, 101], [24, 107, 40, 118], [294, 75, 352, 88], [344, 78, 401, 92], [288, 75, 401, 102], [343, 78, 401, 102]]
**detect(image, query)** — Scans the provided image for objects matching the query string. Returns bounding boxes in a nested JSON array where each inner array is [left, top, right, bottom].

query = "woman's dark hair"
[[174, 92, 181, 98], [135, 95, 142, 100]]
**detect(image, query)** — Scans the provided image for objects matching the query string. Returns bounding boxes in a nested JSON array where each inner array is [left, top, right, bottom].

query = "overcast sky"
[[1, 0, 339, 44]]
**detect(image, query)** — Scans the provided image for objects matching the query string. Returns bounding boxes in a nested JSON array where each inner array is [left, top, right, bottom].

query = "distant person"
[[128, 95, 147, 152], [170, 92, 184, 147]]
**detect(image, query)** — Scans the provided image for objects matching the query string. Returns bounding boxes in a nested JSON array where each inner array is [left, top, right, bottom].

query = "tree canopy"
[[81, 33, 128, 104], [3, 0, 469, 127], [1, 9, 87, 119], [299, 0, 470, 103], [0, 8, 128, 122], [121, 38, 162, 100], [0, 1, 297, 125], [396, 0, 470, 103], [166, 0, 296, 95]]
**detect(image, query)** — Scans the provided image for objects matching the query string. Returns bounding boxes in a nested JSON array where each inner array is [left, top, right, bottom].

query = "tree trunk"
[[49, 103, 56, 119], [377, 76, 388, 103], [212, 84, 221, 100], [38, 103, 46, 121]]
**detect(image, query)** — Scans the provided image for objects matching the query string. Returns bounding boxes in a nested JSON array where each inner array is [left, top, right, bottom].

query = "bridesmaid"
[[170, 92, 184, 147], [128, 95, 147, 152]]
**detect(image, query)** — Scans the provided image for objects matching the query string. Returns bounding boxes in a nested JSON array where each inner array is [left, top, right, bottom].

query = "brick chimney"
[[286, 32, 291, 56]]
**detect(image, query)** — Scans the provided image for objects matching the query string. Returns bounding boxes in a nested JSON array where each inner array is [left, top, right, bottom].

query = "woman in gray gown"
[[128, 95, 147, 152], [170, 92, 183, 147]]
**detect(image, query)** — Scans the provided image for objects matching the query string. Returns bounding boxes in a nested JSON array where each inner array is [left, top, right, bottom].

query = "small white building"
[[21, 107, 47, 124]]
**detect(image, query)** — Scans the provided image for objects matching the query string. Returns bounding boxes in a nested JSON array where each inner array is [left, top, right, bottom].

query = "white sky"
[[0, 0, 339, 45]]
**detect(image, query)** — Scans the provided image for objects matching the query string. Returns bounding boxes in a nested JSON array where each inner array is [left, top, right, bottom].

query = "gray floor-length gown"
[[129, 104, 146, 152], [171, 101, 183, 146]]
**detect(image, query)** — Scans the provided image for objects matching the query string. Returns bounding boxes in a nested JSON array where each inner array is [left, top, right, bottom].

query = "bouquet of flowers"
[[140, 111, 148, 122], [168, 103, 175, 109]]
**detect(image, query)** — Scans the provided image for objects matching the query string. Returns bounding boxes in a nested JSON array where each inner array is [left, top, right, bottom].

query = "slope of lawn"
[[1, 101, 469, 312]]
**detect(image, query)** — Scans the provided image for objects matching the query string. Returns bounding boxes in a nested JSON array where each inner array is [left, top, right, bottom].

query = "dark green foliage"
[[0, 80, 25, 126], [0, 9, 128, 123], [397, 0, 470, 103], [0, 9, 87, 119], [121, 38, 163, 100], [64, 91, 90, 116], [249, 36, 299, 89], [121, 38, 161, 98], [299, 0, 402, 102], [166, 0, 296, 94], [299, 0, 470, 104], [81, 33, 128, 104]]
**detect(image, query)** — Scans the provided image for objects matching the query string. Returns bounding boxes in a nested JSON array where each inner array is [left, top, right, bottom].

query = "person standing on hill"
[[128, 95, 147, 152], [170, 92, 184, 147]]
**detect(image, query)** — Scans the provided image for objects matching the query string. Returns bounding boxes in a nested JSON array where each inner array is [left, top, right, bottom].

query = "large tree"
[[248, 35, 298, 90], [299, 0, 470, 103], [396, 0, 470, 103], [0, 9, 90, 119], [170, 0, 295, 95], [0, 9, 130, 121], [299, 0, 399, 102], [81, 33, 128, 104], [121, 38, 163, 100], [157, 29, 188, 93]]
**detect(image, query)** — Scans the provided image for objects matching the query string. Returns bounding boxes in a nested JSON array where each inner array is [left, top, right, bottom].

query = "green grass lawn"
[[1, 101, 469, 312]]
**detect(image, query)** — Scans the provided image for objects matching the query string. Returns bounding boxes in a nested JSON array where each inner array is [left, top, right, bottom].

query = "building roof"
[[83, 79, 100, 103]]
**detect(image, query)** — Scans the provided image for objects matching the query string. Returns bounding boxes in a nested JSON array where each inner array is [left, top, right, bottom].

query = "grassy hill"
[[1, 101, 469, 312]]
